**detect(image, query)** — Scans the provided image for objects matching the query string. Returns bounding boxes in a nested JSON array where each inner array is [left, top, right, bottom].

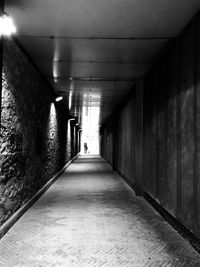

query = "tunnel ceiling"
[[5, 0, 200, 127]]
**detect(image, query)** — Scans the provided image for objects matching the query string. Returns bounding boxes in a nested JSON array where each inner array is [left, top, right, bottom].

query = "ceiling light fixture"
[[0, 12, 17, 36], [55, 96, 63, 102]]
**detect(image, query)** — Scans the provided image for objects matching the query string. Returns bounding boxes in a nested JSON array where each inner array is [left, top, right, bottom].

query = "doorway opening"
[[81, 105, 100, 155]]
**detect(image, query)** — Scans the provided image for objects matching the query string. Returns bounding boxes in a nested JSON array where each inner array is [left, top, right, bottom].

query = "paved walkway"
[[0, 155, 200, 266]]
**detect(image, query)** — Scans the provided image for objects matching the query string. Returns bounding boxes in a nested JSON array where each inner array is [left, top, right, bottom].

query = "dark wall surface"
[[101, 80, 143, 195], [142, 18, 198, 233], [101, 12, 200, 238], [0, 38, 78, 226]]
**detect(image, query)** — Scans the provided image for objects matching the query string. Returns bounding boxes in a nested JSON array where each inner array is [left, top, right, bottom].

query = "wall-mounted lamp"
[[55, 96, 63, 102], [75, 123, 79, 126], [0, 12, 17, 36]]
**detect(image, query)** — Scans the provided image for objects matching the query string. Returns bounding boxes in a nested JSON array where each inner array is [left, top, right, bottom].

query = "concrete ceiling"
[[5, 0, 200, 127]]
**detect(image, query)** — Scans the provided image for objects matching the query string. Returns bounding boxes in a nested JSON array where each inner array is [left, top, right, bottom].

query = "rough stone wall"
[[0, 38, 73, 226]]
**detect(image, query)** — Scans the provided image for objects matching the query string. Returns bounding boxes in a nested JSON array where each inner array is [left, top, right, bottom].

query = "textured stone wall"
[[0, 38, 74, 226]]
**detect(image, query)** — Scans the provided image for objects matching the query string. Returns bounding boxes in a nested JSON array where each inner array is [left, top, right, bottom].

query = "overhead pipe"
[[17, 35, 175, 41]]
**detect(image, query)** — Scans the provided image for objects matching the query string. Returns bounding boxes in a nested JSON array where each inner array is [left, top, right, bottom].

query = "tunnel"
[[1, 0, 200, 266]]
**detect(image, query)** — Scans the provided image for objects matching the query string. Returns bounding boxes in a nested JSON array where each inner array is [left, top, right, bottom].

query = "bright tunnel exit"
[[81, 105, 100, 155]]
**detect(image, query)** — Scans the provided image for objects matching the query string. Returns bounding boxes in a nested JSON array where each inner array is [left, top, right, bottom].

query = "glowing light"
[[53, 39, 60, 61], [53, 62, 58, 81], [0, 14, 16, 36], [50, 103, 56, 116], [52, 38, 60, 83], [48, 103, 57, 140], [69, 90, 73, 110], [55, 96, 63, 102], [67, 120, 71, 156]]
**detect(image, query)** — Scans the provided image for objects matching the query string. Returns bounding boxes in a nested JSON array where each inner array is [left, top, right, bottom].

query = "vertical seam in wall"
[[133, 94, 136, 184], [155, 70, 159, 199], [112, 121, 115, 168], [138, 89, 141, 185], [141, 80, 144, 191], [193, 19, 198, 232], [142, 88, 144, 190], [164, 58, 168, 208], [176, 37, 181, 220], [116, 115, 119, 169]]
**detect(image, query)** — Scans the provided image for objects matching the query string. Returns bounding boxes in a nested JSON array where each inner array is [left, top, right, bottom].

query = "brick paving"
[[0, 155, 200, 266]]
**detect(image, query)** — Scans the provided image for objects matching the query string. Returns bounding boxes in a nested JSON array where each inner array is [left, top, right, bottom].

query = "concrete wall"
[[101, 12, 200, 238], [0, 38, 79, 226]]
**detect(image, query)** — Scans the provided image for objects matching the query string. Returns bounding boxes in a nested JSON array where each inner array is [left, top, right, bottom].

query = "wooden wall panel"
[[179, 26, 195, 227], [143, 73, 156, 197], [109, 126, 113, 164], [121, 110, 125, 174], [151, 71, 158, 199], [143, 78, 150, 193], [157, 62, 167, 205], [113, 116, 118, 170], [131, 97, 136, 185], [134, 81, 143, 194], [126, 102, 132, 181], [124, 106, 128, 178], [118, 112, 123, 174], [165, 43, 178, 216], [100, 89, 137, 185], [100, 10, 200, 239], [117, 116, 121, 172], [196, 15, 200, 232]]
